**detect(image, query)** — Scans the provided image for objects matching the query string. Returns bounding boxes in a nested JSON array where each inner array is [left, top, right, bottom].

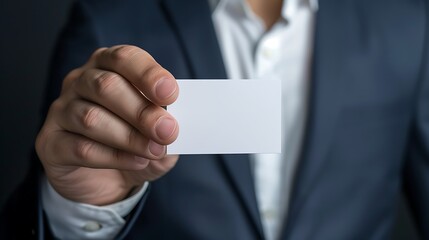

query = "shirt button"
[[83, 221, 102, 232], [262, 209, 277, 220]]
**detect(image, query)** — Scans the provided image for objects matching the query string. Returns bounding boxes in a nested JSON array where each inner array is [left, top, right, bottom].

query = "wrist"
[[45, 172, 141, 206]]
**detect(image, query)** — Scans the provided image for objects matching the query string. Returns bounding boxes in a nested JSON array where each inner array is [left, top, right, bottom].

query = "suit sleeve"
[[403, 2, 429, 238], [42, 0, 102, 115]]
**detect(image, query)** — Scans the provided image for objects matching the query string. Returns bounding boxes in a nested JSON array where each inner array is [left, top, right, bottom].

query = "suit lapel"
[[282, 0, 348, 238], [160, 0, 264, 238], [221, 155, 265, 239], [160, 0, 226, 78]]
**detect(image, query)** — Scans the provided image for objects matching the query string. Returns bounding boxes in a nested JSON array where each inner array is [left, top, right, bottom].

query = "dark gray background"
[[0, 0, 421, 239], [0, 0, 73, 207]]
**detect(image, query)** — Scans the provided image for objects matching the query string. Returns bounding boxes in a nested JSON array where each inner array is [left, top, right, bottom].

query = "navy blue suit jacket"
[[1, 0, 429, 239]]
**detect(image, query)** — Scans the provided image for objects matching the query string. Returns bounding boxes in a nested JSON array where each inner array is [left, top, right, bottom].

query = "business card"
[[167, 79, 281, 154]]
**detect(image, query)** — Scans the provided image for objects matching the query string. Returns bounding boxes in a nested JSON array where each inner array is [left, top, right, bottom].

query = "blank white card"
[[167, 79, 281, 155]]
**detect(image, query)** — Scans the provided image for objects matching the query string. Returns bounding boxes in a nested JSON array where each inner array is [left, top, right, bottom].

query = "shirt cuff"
[[41, 175, 148, 240]]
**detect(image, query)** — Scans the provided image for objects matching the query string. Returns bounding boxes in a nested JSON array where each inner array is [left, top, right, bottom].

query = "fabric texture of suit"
[[1, 0, 429, 239]]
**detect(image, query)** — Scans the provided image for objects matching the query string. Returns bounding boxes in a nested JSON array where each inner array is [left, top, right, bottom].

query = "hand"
[[36, 45, 179, 205]]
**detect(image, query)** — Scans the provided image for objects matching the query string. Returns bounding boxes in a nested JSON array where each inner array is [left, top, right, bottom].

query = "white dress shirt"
[[42, 0, 317, 239], [212, 0, 316, 239]]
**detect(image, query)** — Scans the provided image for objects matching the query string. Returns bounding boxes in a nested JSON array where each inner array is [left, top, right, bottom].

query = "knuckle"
[[49, 99, 65, 113], [113, 149, 125, 164], [140, 64, 164, 82], [93, 72, 123, 97], [64, 68, 82, 84], [136, 104, 155, 126], [35, 129, 49, 157], [127, 128, 139, 148], [91, 47, 107, 60], [71, 70, 87, 92], [110, 45, 141, 63], [74, 139, 94, 160], [81, 106, 103, 130]]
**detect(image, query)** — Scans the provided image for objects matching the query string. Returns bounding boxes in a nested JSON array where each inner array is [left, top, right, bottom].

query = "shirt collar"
[[282, 0, 318, 20], [210, 0, 318, 19]]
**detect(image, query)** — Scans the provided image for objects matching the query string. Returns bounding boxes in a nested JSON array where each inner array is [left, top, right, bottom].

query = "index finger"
[[94, 45, 179, 106]]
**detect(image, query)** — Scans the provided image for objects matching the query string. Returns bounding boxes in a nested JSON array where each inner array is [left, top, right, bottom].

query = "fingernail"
[[155, 117, 176, 140], [149, 141, 165, 156], [155, 77, 177, 100]]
